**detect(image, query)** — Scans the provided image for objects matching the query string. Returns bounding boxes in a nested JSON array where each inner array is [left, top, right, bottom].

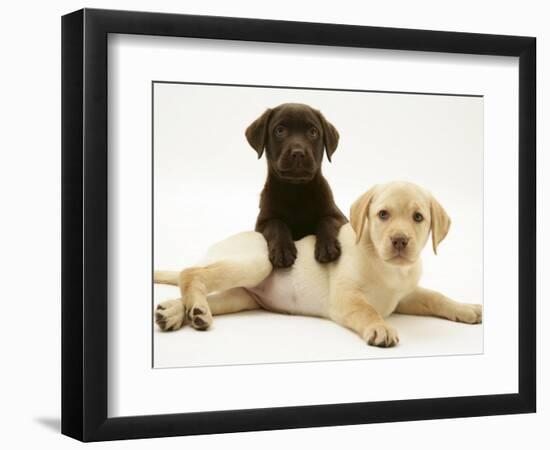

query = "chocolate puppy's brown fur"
[[246, 103, 347, 268]]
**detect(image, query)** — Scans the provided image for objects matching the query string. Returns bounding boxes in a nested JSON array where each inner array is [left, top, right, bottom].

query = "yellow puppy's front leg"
[[330, 290, 399, 347], [396, 287, 482, 324]]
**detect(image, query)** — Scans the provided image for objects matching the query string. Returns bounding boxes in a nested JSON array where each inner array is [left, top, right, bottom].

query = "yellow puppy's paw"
[[186, 302, 213, 331], [453, 303, 482, 324], [363, 322, 399, 347], [155, 299, 185, 331]]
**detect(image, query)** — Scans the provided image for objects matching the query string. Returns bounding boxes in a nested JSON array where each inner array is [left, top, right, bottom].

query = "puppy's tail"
[[153, 270, 179, 286]]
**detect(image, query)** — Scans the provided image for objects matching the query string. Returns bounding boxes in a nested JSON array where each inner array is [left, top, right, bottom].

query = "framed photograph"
[[62, 8, 536, 442]]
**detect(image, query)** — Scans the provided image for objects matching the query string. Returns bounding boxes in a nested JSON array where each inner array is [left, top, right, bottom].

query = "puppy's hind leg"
[[155, 288, 259, 331], [155, 261, 268, 332], [178, 260, 270, 330], [207, 288, 260, 315], [155, 231, 271, 332], [155, 298, 185, 332]]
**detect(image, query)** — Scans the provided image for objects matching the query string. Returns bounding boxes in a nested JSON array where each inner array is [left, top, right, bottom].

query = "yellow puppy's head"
[[350, 181, 451, 266]]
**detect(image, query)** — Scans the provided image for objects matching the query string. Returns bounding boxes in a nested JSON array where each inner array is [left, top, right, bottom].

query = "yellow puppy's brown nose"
[[391, 235, 409, 251]]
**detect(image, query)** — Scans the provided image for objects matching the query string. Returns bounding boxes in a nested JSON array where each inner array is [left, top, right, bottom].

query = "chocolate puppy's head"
[[245, 103, 339, 184]]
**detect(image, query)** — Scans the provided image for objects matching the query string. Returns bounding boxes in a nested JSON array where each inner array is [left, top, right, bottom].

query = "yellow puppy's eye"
[[378, 210, 389, 220], [413, 212, 424, 222]]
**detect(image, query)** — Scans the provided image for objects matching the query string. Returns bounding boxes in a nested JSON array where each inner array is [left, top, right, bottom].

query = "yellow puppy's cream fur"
[[155, 181, 481, 347]]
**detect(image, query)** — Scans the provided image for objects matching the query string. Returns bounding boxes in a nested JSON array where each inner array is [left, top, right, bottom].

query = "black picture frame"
[[61, 8, 536, 442]]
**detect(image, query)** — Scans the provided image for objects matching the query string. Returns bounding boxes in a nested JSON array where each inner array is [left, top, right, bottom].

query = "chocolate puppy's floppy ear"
[[430, 194, 451, 255], [245, 108, 273, 159], [315, 109, 340, 162], [350, 185, 378, 244]]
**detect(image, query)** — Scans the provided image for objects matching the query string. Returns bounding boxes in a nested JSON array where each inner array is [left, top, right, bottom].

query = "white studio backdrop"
[[153, 82, 484, 367], [108, 34, 518, 417]]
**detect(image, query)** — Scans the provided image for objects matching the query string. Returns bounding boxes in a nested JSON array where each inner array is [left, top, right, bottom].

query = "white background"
[[152, 82, 485, 368], [0, 0, 546, 449], [111, 33, 513, 417]]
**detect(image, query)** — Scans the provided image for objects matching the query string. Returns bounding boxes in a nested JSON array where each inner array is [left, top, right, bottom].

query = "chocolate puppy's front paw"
[[315, 237, 341, 263], [269, 241, 297, 268]]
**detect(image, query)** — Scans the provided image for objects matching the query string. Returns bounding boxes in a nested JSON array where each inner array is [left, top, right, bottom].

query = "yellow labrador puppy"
[[155, 181, 482, 347]]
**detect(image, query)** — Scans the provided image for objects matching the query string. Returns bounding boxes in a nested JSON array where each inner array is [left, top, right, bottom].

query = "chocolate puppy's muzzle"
[[278, 143, 317, 177], [290, 148, 306, 167]]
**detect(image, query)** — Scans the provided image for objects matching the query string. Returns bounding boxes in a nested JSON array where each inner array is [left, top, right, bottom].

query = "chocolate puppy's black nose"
[[290, 148, 306, 162], [391, 235, 409, 251]]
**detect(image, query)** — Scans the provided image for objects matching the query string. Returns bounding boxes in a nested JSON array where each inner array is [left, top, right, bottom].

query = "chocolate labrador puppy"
[[246, 103, 347, 268]]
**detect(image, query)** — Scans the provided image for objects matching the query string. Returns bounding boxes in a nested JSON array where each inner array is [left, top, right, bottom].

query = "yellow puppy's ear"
[[430, 194, 451, 254], [350, 186, 377, 244]]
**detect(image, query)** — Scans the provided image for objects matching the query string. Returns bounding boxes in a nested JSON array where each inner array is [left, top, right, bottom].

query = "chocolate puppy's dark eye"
[[274, 126, 286, 137], [308, 127, 319, 138], [413, 212, 424, 222], [378, 210, 389, 220]]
